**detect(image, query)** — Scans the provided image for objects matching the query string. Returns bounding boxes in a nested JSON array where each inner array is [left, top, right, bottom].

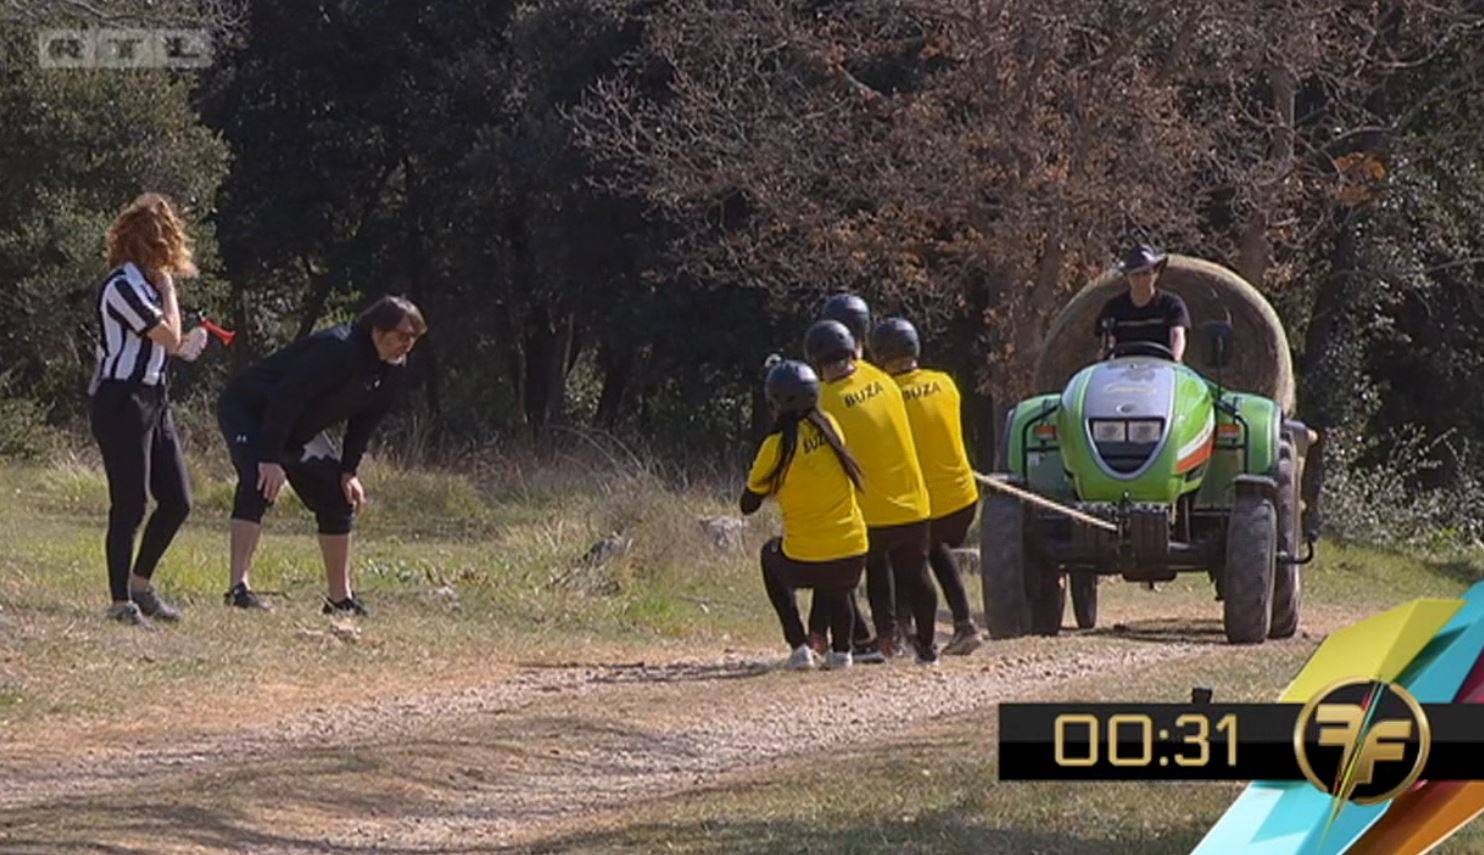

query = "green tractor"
[[980, 256, 1320, 644]]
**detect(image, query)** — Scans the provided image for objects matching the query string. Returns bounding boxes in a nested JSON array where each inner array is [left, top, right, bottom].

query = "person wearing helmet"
[[810, 293, 922, 658], [1094, 245, 1190, 361], [820, 293, 872, 350], [741, 360, 869, 671], [869, 318, 983, 656], [805, 319, 941, 667]]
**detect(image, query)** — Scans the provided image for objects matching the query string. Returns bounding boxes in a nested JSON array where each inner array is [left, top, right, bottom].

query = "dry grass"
[[0, 454, 778, 747]]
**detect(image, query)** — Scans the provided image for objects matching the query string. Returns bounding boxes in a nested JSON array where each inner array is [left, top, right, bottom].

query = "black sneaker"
[[224, 582, 271, 611], [915, 642, 941, 668], [853, 639, 887, 665], [131, 588, 180, 622], [322, 594, 368, 617]]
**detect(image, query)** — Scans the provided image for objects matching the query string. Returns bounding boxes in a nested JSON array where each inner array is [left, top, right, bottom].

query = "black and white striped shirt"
[[93, 263, 168, 389]]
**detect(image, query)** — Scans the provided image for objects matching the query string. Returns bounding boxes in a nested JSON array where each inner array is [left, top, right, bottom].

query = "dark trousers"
[[809, 519, 937, 651], [760, 539, 863, 653], [917, 502, 977, 625], [90, 382, 192, 603]]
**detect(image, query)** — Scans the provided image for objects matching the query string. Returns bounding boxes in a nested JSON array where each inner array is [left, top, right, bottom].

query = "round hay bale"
[[1031, 255, 1296, 413]]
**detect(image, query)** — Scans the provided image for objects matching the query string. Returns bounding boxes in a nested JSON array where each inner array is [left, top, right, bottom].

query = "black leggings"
[[760, 539, 863, 654], [90, 382, 192, 603], [897, 502, 976, 625], [809, 520, 937, 651]]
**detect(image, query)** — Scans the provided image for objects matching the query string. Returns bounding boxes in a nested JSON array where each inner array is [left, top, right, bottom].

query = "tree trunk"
[[402, 156, 441, 424], [1297, 211, 1361, 532], [1005, 232, 1066, 405], [1235, 64, 1295, 288], [294, 259, 335, 341], [229, 277, 253, 375], [522, 305, 575, 437], [595, 344, 634, 429]]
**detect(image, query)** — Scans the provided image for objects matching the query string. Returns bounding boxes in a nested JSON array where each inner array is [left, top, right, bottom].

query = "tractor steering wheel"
[[1110, 340, 1176, 361]]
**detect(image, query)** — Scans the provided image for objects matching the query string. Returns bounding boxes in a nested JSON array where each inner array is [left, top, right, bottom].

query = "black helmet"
[[765, 359, 820, 415], [1117, 244, 1168, 275], [804, 319, 856, 367], [820, 293, 871, 342], [869, 317, 920, 365]]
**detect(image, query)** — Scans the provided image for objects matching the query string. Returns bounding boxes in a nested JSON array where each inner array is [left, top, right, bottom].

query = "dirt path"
[[0, 610, 1320, 855]]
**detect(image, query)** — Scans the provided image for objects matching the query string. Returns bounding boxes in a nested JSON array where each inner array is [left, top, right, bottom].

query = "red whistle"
[[201, 319, 237, 346]]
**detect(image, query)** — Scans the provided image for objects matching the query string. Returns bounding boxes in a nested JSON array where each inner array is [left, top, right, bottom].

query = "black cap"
[[820, 293, 871, 342], [764, 359, 820, 415], [869, 317, 920, 365], [1118, 244, 1168, 275], [804, 320, 856, 368]]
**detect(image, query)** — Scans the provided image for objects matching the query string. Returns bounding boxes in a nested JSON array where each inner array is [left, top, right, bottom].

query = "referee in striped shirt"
[[90, 194, 208, 626]]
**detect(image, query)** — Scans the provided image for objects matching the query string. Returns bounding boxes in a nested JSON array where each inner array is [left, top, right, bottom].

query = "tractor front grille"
[[1094, 440, 1159, 474]]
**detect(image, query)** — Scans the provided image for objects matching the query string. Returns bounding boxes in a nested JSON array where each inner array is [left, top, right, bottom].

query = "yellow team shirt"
[[746, 412, 869, 562], [893, 367, 979, 518], [819, 361, 932, 527]]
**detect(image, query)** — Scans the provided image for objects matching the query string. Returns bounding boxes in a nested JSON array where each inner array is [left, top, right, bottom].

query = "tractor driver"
[[1094, 245, 1190, 362]]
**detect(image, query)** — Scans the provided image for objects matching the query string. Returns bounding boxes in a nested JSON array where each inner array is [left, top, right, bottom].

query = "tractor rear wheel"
[[980, 491, 1032, 639], [1070, 572, 1098, 629], [1223, 490, 1277, 644], [1270, 440, 1301, 639]]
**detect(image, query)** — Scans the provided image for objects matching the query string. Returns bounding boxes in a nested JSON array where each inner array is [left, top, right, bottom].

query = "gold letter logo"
[[1295, 680, 1429, 805]]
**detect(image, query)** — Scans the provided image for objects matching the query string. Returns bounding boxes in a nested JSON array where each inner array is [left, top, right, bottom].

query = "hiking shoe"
[[807, 631, 828, 656], [942, 621, 983, 656], [105, 602, 150, 627], [915, 643, 941, 668], [786, 644, 817, 671], [879, 633, 901, 660], [893, 628, 915, 657], [131, 588, 180, 622], [852, 640, 887, 665], [823, 650, 854, 670], [322, 594, 369, 617], [224, 582, 271, 611]]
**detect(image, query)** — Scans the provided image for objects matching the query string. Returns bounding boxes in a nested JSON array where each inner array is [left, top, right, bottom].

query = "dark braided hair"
[[761, 406, 864, 494]]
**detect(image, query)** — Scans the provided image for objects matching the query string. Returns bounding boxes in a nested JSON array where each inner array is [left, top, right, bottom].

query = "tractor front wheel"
[[1223, 490, 1277, 644], [1070, 572, 1098, 629], [980, 491, 1032, 639]]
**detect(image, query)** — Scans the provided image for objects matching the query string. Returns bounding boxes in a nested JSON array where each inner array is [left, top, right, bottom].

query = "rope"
[[972, 471, 1120, 533]]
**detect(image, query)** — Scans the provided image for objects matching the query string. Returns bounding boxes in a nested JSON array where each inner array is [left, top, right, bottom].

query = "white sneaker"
[[786, 644, 817, 671], [824, 650, 853, 670]]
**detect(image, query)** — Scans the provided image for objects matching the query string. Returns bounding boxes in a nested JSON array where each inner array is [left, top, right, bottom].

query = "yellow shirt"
[[746, 412, 869, 562], [819, 361, 932, 527], [894, 367, 979, 518]]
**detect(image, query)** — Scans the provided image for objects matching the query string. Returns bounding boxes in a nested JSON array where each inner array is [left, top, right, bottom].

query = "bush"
[[0, 394, 64, 461], [1323, 425, 1484, 551]]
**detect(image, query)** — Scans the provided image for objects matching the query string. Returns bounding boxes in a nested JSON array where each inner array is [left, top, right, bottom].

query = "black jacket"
[[222, 324, 402, 474]]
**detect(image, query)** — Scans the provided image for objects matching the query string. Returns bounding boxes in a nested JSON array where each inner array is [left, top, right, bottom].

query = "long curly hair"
[[105, 193, 198, 279]]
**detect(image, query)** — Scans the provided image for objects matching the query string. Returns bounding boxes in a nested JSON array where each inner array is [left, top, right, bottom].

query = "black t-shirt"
[[1093, 291, 1191, 349]]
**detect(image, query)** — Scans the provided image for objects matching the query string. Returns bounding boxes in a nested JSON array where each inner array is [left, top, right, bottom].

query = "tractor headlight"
[[1091, 420, 1127, 442], [1126, 419, 1163, 443]]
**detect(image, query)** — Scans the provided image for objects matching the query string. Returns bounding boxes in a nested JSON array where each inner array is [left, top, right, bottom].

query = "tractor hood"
[[1082, 359, 1174, 423], [1059, 358, 1215, 492], [1074, 359, 1174, 477]]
